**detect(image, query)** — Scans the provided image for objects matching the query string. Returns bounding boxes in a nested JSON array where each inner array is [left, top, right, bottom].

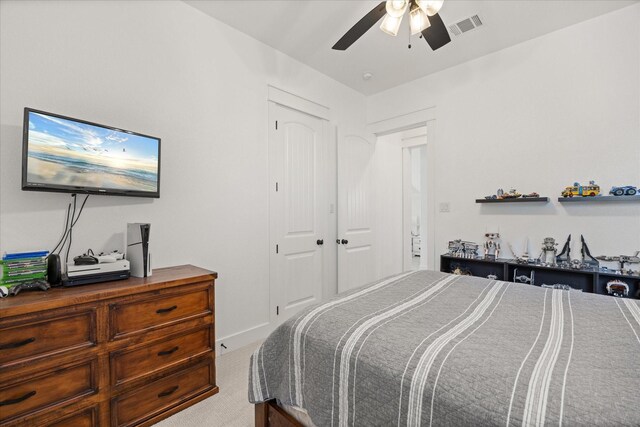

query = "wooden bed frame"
[[255, 400, 304, 427]]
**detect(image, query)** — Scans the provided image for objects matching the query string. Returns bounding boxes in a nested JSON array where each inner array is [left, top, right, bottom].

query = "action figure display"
[[609, 185, 637, 196], [561, 181, 600, 197], [483, 232, 501, 259], [606, 280, 629, 297], [556, 235, 572, 265], [448, 239, 479, 259], [538, 237, 558, 266], [579, 235, 599, 269], [596, 251, 640, 276], [513, 269, 534, 285]]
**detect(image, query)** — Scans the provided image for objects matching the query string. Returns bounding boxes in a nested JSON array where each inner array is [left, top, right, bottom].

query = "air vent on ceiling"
[[448, 14, 483, 37]]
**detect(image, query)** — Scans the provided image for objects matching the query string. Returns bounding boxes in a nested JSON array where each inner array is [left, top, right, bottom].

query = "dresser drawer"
[[45, 405, 98, 427], [112, 358, 215, 427], [0, 311, 96, 368], [110, 285, 212, 339], [111, 327, 213, 387], [0, 359, 98, 424]]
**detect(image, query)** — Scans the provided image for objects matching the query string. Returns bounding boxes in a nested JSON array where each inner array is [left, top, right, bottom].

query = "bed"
[[249, 270, 640, 426]]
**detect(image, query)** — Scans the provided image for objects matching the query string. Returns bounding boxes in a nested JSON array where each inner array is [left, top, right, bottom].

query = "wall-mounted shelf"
[[558, 195, 640, 203], [476, 197, 549, 204]]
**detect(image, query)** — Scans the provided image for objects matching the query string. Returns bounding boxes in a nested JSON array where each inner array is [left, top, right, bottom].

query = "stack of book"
[[1, 250, 49, 289]]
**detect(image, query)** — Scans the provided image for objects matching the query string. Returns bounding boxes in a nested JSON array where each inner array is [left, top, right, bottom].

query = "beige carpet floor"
[[156, 341, 262, 427]]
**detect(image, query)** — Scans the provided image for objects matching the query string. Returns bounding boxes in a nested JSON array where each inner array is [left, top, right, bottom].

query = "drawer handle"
[[0, 337, 35, 350], [157, 346, 179, 356], [156, 305, 177, 314], [0, 390, 36, 406], [157, 385, 179, 398]]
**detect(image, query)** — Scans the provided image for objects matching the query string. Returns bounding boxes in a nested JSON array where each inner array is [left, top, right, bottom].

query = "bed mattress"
[[249, 270, 640, 426]]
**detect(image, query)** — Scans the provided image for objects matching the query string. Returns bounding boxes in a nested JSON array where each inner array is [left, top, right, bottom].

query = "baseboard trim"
[[216, 321, 271, 356]]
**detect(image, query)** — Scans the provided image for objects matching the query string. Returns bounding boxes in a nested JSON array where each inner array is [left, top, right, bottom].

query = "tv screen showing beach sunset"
[[25, 111, 159, 195]]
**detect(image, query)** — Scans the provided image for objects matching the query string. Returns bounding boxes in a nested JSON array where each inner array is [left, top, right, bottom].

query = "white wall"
[[367, 4, 640, 269], [0, 0, 366, 350]]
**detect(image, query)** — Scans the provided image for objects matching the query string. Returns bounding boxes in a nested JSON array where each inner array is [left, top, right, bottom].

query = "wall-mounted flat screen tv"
[[22, 108, 160, 198]]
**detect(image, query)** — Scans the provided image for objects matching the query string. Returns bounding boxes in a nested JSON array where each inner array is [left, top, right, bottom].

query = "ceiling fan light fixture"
[[380, 13, 403, 36], [385, 0, 408, 18], [409, 5, 430, 34], [416, 0, 444, 17]]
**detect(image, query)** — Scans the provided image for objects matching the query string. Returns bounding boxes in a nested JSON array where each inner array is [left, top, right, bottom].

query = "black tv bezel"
[[22, 108, 161, 198]]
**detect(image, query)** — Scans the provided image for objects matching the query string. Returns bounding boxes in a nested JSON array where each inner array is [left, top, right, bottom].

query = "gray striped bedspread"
[[249, 270, 640, 426]]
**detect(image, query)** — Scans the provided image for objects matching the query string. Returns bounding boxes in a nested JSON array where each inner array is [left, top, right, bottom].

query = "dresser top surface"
[[0, 264, 217, 318]]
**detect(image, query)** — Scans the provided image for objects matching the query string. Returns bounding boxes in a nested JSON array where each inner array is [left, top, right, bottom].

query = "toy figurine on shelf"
[[451, 264, 472, 276], [580, 235, 599, 269], [509, 238, 535, 264], [609, 185, 637, 196], [606, 279, 629, 297], [542, 283, 574, 291], [556, 235, 572, 266], [596, 251, 640, 275], [500, 189, 522, 199], [522, 192, 540, 198], [483, 232, 501, 259], [513, 269, 534, 285], [561, 180, 600, 198], [538, 237, 558, 266], [448, 239, 479, 259]]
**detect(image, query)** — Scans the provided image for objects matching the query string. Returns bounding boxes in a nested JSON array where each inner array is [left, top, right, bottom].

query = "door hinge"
[[276, 182, 278, 192], [275, 120, 278, 130], [276, 306, 280, 315], [276, 244, 279, 254]]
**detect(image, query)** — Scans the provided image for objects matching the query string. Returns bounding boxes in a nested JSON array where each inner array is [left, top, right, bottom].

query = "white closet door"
[[337, 133, 375, 293], [269, 102, 326, 324]]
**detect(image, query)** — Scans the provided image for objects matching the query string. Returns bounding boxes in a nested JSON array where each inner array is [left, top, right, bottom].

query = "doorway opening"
[[403, 141, 427, 271], [372, 126, 428, 277]]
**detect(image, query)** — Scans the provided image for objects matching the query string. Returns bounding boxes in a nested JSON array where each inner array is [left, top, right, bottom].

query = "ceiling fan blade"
[[332, 1, 387, 51], [421, 13, 451, 51]]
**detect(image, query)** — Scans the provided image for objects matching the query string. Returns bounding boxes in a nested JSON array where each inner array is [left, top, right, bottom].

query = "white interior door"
[[269, 102, 326, 325], [337, 133, 375, 293]]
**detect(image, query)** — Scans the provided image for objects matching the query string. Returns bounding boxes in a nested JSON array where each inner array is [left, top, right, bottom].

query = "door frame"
[[267, 86, 332, 327], [367, 107, 437, 270]]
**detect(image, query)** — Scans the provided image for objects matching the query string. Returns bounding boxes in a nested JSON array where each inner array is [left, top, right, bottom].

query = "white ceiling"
[[184, 0, 637, 95]]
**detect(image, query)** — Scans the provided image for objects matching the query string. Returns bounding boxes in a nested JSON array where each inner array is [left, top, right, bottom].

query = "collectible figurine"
[[561, 181, 600, 198], [483, 232, 501, 259], [500, 189, 522, 199], [609, 186, 637, 196], [596, 252, 640, 275], [541, 283, 573, 291], [509, 238, 534, 264], [513, 269, 534, 285], [451, 264, 472, 276], [580, 235, 599, 269], [522, 192, 540, 198], [538, 237, 558, 266], [606, 279, 629, 297], [556, 235, 572, 265], [448, 239, 479, 258]]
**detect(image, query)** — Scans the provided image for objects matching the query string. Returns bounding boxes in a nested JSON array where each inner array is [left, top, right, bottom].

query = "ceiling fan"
[[332, 0, 451, 52]]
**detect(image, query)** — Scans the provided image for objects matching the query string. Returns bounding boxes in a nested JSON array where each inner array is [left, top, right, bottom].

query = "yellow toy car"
[[561, 181, 600, 197]]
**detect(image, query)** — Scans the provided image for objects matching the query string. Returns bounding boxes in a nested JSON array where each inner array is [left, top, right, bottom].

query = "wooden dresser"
[[0, 265, 218, 426]]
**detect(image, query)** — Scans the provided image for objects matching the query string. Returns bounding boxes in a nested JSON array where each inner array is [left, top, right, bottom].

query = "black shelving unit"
[[558, 195, 640, 203], [476, 197, 549, 204], [440, 254, 640, 299]]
